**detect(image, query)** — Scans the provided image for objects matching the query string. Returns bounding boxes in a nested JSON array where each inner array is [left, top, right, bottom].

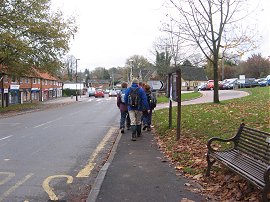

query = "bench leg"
[[262, 186, 269, 202], [205, 153, 216, 177]]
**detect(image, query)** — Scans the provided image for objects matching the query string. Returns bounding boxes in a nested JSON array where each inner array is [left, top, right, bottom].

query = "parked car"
[[95, 89, 104, 98], [104, 89, 110, 94], [258, 75, 270, 87], [88, 87, 96, 97], [206, 80, 224, 90], [108, 90, 117, 97], [198, 83, 209, 91], [237, 78, 259, 88], [222, 78, 238, 90]]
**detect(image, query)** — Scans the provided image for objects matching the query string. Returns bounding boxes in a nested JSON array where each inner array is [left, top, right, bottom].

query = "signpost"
[[147, 80, 164, 90], [167, 69, 181, 140]]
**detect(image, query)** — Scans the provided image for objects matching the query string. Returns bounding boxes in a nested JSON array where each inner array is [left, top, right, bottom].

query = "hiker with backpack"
[[124, 79, 150, 141], [142, 84, 157, 131], [117, 82, 131, 134]]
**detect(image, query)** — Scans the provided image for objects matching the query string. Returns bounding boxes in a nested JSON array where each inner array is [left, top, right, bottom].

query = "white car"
[[88, 87, 96, 97], [109, 90, 117, 97]]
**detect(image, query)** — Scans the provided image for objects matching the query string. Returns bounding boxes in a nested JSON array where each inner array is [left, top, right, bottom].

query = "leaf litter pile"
[[154, 129, 262, 201]]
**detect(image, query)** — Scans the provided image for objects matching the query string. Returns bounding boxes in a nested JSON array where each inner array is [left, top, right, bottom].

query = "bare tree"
[[63, 55, 76, 81], [166, 0, 259, 103]]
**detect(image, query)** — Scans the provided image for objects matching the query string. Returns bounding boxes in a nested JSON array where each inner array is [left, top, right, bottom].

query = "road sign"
[[147, 80, 164, 90]]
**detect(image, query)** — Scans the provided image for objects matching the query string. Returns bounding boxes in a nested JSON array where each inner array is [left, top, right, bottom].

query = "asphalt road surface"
[[0, 95, 119, 201]]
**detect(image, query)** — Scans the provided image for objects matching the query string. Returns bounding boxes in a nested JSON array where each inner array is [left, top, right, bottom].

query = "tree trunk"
[[213, 58, 220, 103]]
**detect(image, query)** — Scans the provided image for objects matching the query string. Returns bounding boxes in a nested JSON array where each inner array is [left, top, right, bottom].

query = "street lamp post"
[[129, 59, 134, 83], [79, 70, 82, 98], [75, 58, 80, 101], [112, 71, 114, 89]]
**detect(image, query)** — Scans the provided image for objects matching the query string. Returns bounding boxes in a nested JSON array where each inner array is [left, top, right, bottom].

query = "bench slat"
[[211, 150, 267, 175], [237, 142, 269, 164], [243, 126, 270, 137], [210, 150, 266, 187], [239, 132, 269, 148]]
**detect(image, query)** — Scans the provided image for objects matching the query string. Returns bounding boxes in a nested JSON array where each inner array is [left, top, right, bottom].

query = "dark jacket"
[[117, 88, 128, 112], [124, 83, 149, 111]]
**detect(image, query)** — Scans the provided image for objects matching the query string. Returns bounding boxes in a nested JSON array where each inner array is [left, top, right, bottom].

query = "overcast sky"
[[51, 0, 270, 71]]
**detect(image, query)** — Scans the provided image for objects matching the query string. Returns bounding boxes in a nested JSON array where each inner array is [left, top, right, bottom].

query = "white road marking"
[[0, 172, 15, 185], [33, 117, 62, 128], [0, 123, 21, 126], [0, 135, 13, 141], [87, 98, 94, 102], [0, 173, 34, 202]]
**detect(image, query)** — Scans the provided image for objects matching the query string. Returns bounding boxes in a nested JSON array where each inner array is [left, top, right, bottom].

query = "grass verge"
[[152, 87, 270, 200], [0, 103, 40, 114]]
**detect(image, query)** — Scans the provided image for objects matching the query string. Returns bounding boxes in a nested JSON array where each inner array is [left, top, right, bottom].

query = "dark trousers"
[[142, 110, 152, 127], [120, 110, 130, 129]]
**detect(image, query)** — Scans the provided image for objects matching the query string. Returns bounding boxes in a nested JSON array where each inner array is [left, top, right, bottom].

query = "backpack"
[[128, 87, 140, 107], [119, 89, 126, 103], [147, 93, 157, 109]]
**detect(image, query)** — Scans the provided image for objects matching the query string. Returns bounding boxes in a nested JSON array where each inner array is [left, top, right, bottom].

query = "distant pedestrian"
[[142, 84, 157, 131], [117, 82, 131, 133], [124, 79, 150, 141]]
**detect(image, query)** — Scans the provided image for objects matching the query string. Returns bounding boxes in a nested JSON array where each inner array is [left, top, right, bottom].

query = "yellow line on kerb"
[[76, 127, 116, 178]]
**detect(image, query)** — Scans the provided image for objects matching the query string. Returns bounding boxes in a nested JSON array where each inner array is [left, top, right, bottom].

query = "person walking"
[[117, 82, 131, 134], [142, 84, 156, 131], [124, 79, 150, 141]]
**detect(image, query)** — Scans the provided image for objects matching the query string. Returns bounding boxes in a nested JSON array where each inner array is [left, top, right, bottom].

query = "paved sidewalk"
[[87, 130, 205, 202]]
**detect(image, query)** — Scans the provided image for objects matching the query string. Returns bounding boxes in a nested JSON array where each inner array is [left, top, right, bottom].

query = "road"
[[0, 95, 119, 201]]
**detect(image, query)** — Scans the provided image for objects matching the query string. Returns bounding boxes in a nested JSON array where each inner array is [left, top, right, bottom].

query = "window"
[[33, 78, 36, 84], [4, 75, 8, 83]]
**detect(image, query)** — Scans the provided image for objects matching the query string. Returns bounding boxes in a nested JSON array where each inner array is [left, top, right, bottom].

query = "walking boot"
[[136, 125, 142, 137], [126, 123, 131, 130], [142, 124, 148, 131], [131, 125, 137, 141]]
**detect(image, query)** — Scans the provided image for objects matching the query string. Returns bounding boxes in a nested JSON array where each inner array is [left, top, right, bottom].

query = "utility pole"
[[75, 58, 80, 101], [129, 59, 134, 83]]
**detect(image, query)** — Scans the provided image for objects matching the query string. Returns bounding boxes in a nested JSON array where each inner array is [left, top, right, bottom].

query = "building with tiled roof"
[[0, 66, 63, 107]]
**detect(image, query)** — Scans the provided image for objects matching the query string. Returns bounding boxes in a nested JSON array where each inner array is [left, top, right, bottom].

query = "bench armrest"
[[264, 166, 270, 185], [207, 136, 235, 152]]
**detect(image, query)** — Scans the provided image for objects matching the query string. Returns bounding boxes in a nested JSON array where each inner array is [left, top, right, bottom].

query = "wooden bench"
[[206, 123, 270, 201]]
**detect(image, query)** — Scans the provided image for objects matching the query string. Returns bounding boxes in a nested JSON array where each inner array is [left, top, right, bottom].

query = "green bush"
[[62, 89, 77, 97]]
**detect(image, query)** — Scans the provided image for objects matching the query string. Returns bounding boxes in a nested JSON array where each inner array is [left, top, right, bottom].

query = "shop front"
[[9, 85, 20, 105], [48, 88, 54, 99], [20, 88, 31, 104], [42, 89, 49, 101], [31, 88, 40, 102]]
